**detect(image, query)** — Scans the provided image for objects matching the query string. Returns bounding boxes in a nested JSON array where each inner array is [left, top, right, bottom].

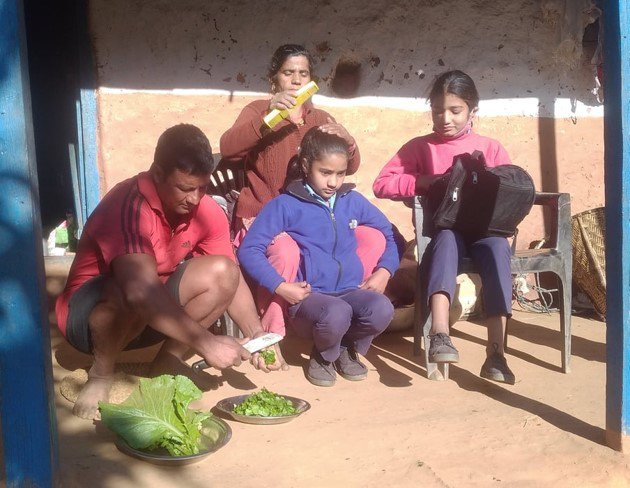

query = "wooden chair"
[[412, 192, 572, 380], [207, 154, 246, 338]]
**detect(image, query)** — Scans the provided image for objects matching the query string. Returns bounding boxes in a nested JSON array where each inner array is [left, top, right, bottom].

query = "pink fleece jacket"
[[373, 129, 511, 199]]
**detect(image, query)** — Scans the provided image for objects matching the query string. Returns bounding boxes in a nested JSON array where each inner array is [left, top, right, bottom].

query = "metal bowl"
[[114, 416, 231, 465], [215, 394, 311, 425]]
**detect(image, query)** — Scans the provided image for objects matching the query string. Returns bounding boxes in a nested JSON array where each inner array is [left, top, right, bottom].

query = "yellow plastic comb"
[[263, 81, 319, 129]]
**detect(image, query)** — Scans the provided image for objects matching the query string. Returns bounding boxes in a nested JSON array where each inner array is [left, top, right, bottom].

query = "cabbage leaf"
[[99, 374, 211, 456]]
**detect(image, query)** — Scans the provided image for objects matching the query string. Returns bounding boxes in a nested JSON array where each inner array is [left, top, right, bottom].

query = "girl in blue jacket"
[[238, 127, 399, 387]]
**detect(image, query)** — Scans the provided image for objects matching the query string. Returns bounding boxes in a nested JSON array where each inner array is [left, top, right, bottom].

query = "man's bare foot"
[[73, 368, 113, 420]]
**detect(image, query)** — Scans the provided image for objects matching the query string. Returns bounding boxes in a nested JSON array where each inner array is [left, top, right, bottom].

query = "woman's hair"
[[268, 44, 316, 81], [151, 124, 214, 177], [429, 70, 480, 110], [284, 127, 349, 185]]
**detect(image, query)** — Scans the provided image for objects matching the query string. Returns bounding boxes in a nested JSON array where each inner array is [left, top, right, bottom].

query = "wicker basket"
[[571, 207, 606, 317]]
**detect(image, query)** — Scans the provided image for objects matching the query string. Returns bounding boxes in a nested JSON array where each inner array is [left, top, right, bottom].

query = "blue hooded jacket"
[[238, 180, 400, 294]]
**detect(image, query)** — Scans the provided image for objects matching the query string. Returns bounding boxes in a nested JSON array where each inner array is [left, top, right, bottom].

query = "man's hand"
[[319, 117, 355, 147], [275, 281, 311, 305], [198, 335, 251, 370], [251, 342, 289, 372], [359, 268, 392, 294]]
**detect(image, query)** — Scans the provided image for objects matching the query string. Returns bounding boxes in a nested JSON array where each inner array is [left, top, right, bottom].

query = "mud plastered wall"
[[91, 0, 603, 245]]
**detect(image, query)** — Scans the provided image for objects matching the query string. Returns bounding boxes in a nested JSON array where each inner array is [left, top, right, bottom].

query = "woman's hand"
[[319, 117, 356, 147], [275, 281, 311, 305], [269, 89, 298, 112], [359, 268, 392, 294]]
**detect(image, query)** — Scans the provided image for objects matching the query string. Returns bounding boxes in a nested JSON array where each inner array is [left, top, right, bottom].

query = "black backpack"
[[426, 151, 535, 240]]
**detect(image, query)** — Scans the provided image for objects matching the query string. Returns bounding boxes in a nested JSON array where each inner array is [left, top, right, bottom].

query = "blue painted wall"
[[0, 0, 59, 485]]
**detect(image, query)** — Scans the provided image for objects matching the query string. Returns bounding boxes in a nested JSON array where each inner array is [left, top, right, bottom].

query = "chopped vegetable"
[[233, 388, 297, 417], [260, 349, 276, 365], [99, 375, 215, 456]]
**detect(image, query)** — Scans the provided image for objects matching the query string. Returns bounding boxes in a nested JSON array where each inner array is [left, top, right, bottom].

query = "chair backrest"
[[206, 154, 246, 229], [533, 192, 572, 254], [207, 154, 246, 197], [413, 191, 571, 262]]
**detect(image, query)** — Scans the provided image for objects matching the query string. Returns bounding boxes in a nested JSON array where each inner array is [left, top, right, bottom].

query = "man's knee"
[[89, 299, 143, 336], [186, 255, 239, 292], [211, 255, 240, 282], [91, 278, 136, 323], [81, 284, 145, 354]]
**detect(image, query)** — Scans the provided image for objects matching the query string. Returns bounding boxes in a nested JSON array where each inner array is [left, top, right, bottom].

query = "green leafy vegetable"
[[233, 388, 297, 417], [99, 374, 213, 456], [260, 349, 276, 365]]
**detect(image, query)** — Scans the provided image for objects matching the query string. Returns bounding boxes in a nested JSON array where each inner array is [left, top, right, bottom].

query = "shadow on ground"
[[448, 365, 605, 445], [368, 312, 606, 447]]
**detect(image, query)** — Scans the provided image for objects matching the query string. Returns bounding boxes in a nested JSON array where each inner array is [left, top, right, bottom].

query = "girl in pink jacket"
[[373, 70, 516, 384]]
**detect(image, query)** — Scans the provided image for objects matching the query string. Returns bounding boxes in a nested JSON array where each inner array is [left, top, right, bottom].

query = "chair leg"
[[413, 312, 422, 357], [557, 267, 572, 373], [413, 279, 425, 357], [421, 313, 449, 381], [504, 318, 509, 352], [414, 288, 449, 380], [413, 257, 448, 380], [223, 313, 242, 338]]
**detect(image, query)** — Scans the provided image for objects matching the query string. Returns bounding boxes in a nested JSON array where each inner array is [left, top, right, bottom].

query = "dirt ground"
[[48, 302, 630, 488]]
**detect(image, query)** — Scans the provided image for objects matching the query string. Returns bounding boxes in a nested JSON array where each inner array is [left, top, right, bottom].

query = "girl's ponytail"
[[284, 155, 304, 187]]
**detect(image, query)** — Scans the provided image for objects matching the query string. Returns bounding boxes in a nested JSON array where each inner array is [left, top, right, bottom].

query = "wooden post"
[[0, 0, 59, 484], [604, 2, 630, 451]]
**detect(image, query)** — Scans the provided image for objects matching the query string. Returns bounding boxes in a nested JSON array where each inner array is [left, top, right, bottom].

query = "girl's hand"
[[359, 268, 391, 294], [250, 343, 289, 372], [275, 281, 311, 305], [269, 90, 298, 112], [269, 343, 289, 371], [415, 174, 443, 194], [319, 117, 356, 147]]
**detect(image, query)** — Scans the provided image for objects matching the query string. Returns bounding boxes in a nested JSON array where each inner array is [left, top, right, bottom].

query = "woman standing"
[[221, 44, 384, 343]]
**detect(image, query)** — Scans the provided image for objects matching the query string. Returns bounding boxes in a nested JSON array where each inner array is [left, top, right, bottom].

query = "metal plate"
[[215, 394, 311, 425], [114, 416, 231, 465]]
